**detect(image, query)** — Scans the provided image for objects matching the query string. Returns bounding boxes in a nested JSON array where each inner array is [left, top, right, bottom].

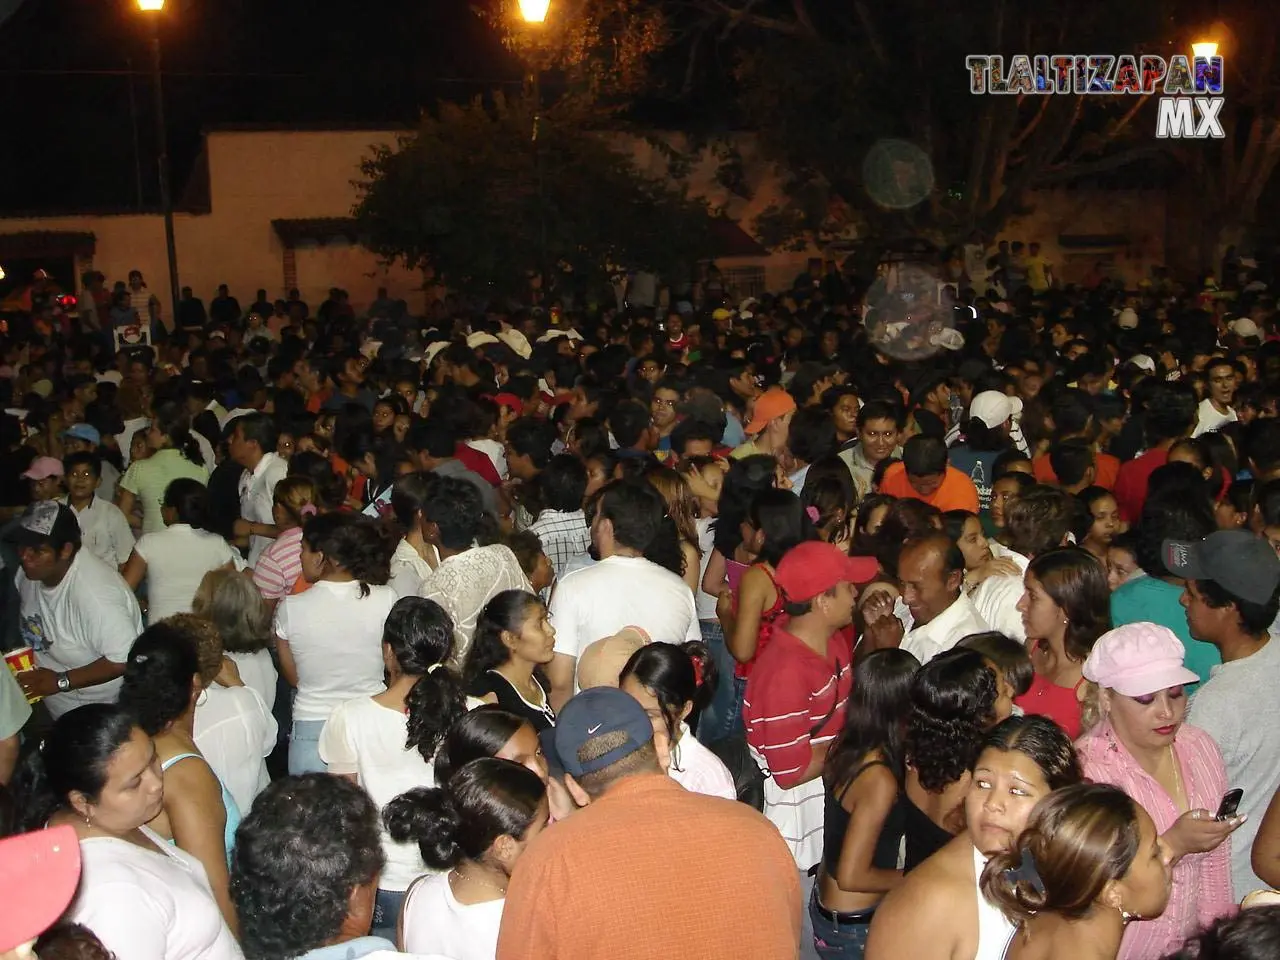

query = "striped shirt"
[[252, 526, 304, 599], [1077, 719, 1234, 959], [745, 623, 853, 869], [744, 624, 854, 787]]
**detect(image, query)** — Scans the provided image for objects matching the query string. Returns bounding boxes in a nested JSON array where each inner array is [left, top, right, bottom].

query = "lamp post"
[[1192, 40, 1219, 59], [137, 0, 181, 335], [519, 0, 550, 304]]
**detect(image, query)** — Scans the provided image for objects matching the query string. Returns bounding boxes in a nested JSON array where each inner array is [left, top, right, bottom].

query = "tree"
[[675, 0, 1172, 246], [353, 93, 716, 299], [1166, 13, 1280, 272]]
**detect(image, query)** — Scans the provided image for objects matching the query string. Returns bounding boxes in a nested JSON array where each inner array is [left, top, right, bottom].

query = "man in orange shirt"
[[1031, 389, 1120, 489], [497, 687, 802, 960], [878, 435, 980, 513]]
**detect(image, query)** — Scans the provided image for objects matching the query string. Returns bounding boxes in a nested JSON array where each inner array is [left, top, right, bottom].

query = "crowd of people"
[[4, 258, 1280, 960]]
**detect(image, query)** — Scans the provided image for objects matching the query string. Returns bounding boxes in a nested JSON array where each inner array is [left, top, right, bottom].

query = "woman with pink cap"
[[1075, 621, 1243, 958]]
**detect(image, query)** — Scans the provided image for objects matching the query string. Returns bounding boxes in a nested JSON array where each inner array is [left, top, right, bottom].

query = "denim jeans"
[[809, 886, 874, 960], [371, 888, 407, 946], [696, 620, 745, 746], [288, 719, 327, 775]]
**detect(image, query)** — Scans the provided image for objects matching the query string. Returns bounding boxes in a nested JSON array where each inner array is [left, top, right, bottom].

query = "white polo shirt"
[[901, 591, 991, 664], [239, 452, 287, 567], [63, 496, 135, 568]]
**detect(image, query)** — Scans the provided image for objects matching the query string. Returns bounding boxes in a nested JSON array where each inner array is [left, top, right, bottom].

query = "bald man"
[[898, 534, 990, 664]]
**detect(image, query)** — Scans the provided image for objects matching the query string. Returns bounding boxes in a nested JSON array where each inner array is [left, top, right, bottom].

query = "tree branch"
[[694, 0, 811, 39], [851, 1, 890, 66], [1009, 93, 1053, 151], [1033, 144, 1164, 185]]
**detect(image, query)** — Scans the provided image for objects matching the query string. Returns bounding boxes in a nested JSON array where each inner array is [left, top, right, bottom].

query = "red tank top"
[[734, 564, 786, 680], [1015, 672, 1085, 739]]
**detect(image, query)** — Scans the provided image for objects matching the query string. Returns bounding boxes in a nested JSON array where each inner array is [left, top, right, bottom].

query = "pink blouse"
[[1076, 720, 1236, 959]]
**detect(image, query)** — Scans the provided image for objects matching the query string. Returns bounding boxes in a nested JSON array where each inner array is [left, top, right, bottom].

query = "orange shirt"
[[878, 461, 980, 513], [496, 774, 801, 960], [1032, 450, 1120, 490]]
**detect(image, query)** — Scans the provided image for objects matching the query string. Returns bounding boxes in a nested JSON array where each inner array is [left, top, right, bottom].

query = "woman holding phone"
[[1075, 622, 1241, 958]]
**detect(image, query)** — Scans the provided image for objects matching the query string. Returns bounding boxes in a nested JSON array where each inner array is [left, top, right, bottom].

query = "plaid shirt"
[[529, 509, 591, 579]]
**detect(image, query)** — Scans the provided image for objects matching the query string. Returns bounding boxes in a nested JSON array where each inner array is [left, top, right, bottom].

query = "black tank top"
[[822, 760, 906, 875], [467, 671, 555, 732], [900, 792, 954, 873]]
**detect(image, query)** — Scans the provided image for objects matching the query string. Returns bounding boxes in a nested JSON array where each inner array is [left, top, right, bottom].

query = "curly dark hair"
[[1168, 906, 1280, 960], [302, 512, 395, 594], [904, 648, 998, 792], [231, 774, 385, 960]]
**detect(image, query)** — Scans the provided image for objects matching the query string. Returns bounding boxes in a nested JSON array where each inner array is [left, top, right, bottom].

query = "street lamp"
[[519, 0, 550, 23], [1192, 40, 1219, 59], [518, 0, 550, 303], [137, 0, 181, 336]]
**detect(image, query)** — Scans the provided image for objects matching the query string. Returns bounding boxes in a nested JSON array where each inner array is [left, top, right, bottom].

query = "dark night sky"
[[0, 0, 518, 213]]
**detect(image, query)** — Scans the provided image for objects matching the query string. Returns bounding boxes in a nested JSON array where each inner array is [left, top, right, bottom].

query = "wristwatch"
[[55, 672, 71, 692]]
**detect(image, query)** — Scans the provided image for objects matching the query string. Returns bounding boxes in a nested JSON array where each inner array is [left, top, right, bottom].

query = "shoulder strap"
[[836, 759, 891, 803], [160, 752, 203, 771], [398, 873, 433, 951]]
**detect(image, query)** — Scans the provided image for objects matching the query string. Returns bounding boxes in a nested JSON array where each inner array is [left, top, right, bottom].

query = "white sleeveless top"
[[973, 845, 1017, 960]]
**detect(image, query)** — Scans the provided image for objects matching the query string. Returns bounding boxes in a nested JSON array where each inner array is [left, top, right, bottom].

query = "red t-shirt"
[[1014, 672, 1085, 740], [743, 624, 854, 789], [1113, 448, 1169, 524]]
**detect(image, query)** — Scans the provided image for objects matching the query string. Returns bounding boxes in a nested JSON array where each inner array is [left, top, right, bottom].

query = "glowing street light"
[[519, 0, 550, 23], [1192, 40, 1219, 59], [136, 0, 181, 333]]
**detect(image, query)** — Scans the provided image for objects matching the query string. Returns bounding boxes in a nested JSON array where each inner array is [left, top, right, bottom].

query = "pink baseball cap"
[[0, 825, 82, 950], [21, 457, 64, 481], [1082, 622, 1200, 697]]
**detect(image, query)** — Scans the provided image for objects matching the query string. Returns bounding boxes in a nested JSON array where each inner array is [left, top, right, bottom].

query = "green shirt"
[[1110, 575, 1221, 691], [119, 448, 211, 534], [0, 665, 31, 740]]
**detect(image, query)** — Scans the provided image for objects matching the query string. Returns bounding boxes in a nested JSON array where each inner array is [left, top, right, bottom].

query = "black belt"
[[812, 899, 876, 925]]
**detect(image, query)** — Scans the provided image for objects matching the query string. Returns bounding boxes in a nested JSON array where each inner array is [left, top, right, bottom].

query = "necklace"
[[452, 866, 507, 896]]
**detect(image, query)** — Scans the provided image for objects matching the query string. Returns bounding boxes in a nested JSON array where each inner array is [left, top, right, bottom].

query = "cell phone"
[[1216, 788, 1244, 821]]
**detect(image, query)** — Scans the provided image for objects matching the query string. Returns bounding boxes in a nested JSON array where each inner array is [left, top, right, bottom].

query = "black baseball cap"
[[553, 687, 655, 778], [1164, 531, 1280, 605], [5, 501, 82, 550]]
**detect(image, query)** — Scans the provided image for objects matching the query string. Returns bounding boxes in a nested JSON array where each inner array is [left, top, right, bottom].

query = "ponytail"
[[384, 757, 544, 870], [404, 664, 467, 764]]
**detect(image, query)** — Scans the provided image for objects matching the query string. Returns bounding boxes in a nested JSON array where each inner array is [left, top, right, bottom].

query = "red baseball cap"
[[0, 824, 82, 950], [775, 541, 879, 603]]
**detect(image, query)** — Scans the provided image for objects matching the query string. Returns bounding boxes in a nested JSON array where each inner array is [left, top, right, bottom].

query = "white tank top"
[[973, 845, 1017, 960]]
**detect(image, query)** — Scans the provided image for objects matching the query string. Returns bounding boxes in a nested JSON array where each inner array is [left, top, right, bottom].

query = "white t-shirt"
[[135, 524, 247, 625], [66, 495, 135, 568], [228, 648, 277, 712], [194, 682, 276, 815], [670, 723, 735, 800], [17, 549, 143, 718], [401, 872, 504, 960], [1193, 397, 1238, 437], [239, 452, 288, 567], [273, 580, 397, 721], [389, 538, 434, 599], [318, 696, 437, 891], [118, 416, 151, 469], [550, 555, 700, 661], [694, 517, 718, 622], [70, 828, 243, 960]]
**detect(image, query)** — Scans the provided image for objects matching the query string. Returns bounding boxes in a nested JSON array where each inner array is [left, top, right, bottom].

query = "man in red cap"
[[743, 540, 877, 943]]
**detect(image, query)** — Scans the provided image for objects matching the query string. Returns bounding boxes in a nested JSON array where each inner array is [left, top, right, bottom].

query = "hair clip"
[[805, 505, 820, 523], [1004, 847, 1046, 897], [691, 656, 705, 687], [299, 504, 318, 518], [133, 653, 149, 664], [426, 663, 445, 675]]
